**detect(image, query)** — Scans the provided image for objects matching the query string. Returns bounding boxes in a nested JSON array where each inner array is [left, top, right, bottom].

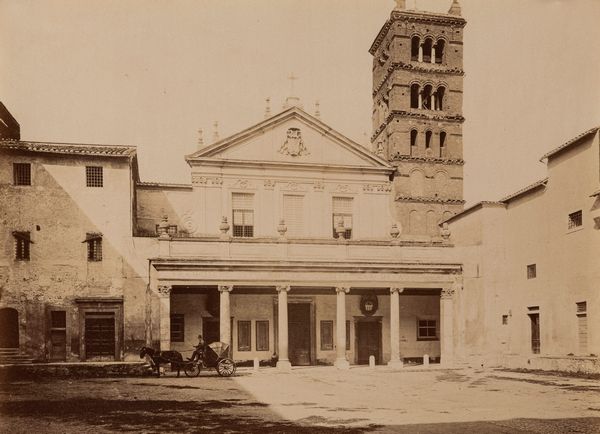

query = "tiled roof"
[[500, 178, 548, 203], [0, 140, 136, 157], [540, 127, 599, 161]]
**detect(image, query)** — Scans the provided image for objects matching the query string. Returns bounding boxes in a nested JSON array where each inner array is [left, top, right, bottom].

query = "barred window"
[[417, 319, 437, 340], [232, 193, 254, 237], [527, 264, 536, 279], [568, 210, 582, 230], [170, 314, 184, 342], [13, 163, 31, 186], [237, 320, 251, 351], [86, 166, 103, 187], [332, 197, 353, 239], [167, 225, 178, 236], [256, 320, 269, 351], [283, 194, 304, 236], [84, 233, 103, 261], [13, 231, 32, 260], [576, 301, 587, 314], [320, 320, 334, 350], [502, 315, 508, 325]]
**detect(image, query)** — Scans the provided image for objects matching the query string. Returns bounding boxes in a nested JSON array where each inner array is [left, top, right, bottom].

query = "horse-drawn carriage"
[[140, 341, 236, 378]]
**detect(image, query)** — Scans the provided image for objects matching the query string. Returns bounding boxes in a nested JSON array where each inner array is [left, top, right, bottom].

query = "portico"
[[150, 248, 460, 368]]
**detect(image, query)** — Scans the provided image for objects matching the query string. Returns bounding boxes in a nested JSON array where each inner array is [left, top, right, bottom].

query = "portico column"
[[218, 285, 233, 346], [276, 285, 292, 371], [440, 287, 456, 366], [335, 287, 350, 369], [157, 285, 171, 351], [388, 287, 404, 367]]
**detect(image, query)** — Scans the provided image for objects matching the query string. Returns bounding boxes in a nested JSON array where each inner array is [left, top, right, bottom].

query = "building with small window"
[[446, 126, 600, 372]]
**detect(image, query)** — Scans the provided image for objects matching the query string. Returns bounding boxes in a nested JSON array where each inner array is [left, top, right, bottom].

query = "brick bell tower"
[[369, 0, 466, 238]]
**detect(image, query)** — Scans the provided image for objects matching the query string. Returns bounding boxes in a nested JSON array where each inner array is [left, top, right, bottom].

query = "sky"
[[1, 0, 599, 205]]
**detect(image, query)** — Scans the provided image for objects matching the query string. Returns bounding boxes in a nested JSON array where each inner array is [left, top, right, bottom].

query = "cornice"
[[373, 62, 464, 98], [369, 11, 466, 55], [371, 110, 465, 142], [391, 155, 465, 166], [395, 195, 465, 205]]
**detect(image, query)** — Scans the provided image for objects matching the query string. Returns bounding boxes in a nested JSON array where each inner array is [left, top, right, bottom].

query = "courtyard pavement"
[[1, 365, 599, 433]]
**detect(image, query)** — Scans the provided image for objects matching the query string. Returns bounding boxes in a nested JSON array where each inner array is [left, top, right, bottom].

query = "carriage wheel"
[[184, 362, 201, 377], [216, 358, 236, 377]]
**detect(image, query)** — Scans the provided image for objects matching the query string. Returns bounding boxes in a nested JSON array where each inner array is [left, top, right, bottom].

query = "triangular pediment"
[[186, 107, 391, 170]]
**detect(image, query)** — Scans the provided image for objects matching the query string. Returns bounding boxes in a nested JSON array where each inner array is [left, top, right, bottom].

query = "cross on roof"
[[288, 72, 299, 95]]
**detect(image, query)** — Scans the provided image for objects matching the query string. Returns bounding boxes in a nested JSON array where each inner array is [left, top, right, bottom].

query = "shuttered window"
[[256, 320, 269, 351], [232, 193, 254, 237], [332, 197, 353, 239], [283, 194, 304, 236], [170, 314, 184, 342], [237, 320, 251, 351]]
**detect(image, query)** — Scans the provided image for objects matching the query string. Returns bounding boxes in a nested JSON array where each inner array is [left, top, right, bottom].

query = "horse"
[[139, 346, 184, 377]]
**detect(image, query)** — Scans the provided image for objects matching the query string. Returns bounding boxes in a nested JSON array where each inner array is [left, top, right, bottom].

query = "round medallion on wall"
[[360, 294, 378, 316]]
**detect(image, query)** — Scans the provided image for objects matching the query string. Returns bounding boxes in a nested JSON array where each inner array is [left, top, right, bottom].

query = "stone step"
[[0, 348, 21, 355]]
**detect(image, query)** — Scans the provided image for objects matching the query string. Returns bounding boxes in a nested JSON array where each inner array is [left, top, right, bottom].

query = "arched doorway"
[[0, 308, 19, 348]]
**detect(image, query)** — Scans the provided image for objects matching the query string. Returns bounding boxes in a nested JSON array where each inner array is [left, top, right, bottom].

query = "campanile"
[[369, 0, 466, 237]]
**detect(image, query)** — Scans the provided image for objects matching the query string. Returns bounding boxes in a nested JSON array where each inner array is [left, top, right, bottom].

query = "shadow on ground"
[[0, 397, 379, 433]]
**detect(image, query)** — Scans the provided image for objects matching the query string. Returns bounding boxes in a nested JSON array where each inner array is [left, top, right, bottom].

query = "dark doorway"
[[289, 303, 311, 366], [203, 318, 220, 345], [85, 312, 115, 360], [50, 310, 67, 361], [356, 320, 382, 364], [0, 308, 19, 348], [529, 313, 540, 354]]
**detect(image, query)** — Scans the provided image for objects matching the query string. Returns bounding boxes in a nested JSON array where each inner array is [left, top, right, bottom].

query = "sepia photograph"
[[1, 0, 599, 432]]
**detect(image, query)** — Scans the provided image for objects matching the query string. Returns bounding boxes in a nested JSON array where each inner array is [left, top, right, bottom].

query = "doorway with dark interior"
[[288, 303, 311, 366], [0, 308, 19, 348], [356, 318, 382, 365]]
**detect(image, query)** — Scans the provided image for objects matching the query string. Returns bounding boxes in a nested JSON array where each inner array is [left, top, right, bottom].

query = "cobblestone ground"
[[1, 366, 599, 433]]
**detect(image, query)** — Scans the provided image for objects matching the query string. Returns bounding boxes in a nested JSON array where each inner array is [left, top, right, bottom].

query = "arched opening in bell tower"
[[411, 36, 420, 61], [410, 84, 420, 108]]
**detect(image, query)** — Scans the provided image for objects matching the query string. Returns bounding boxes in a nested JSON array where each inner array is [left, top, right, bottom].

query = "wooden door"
[[203, 318, 220, 345], [85, 313, 116, 360], [356, 321, 381, 364], [288, 303, 311, 366]]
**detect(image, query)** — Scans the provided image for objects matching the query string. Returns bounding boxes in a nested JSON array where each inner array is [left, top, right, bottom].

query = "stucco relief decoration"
[[232, 179, 252, 189], [192, 175, 222, 186], [181, 209, 198, 234], [282, 182, 306, 192], [279, 127, 309, 157], [440, 287, 456, 299], [157, 285, 171, 296], [335, 184, 354, 193], [313, 181, 325, 192], [264, 179, 276, 189], [363, 183, 392, 193], [360, 294, 379, 316]]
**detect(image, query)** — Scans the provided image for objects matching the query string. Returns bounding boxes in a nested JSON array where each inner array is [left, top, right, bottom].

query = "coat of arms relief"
[[279, 127, 309, 157]]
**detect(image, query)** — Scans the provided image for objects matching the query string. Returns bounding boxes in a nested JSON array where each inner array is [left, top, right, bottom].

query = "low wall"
[[496, 355, 600, 375]]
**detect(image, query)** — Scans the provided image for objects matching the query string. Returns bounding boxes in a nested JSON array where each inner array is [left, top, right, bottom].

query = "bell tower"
[[369, 0, 466, 238]]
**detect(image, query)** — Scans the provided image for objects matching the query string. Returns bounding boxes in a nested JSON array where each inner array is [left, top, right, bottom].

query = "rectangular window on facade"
[[346, 320, 351, 350], [237, 320, 251, 351], [232, 193, 254, 237], [320, 320, 334, 350], [13, 231, 32, 260], [85, 166, 103, 187], [527, 264, 536, 279], [13, 163, 31, 186], [568, 210, 583, 230], [332, 197, 353, 239], [170, 314, 184, 342], [417, 319, 437, 340], [502, 315, 508, 325], [84, 233, 103, 261], [256, 320, 269, 351], [283, 194, 304, 236]]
